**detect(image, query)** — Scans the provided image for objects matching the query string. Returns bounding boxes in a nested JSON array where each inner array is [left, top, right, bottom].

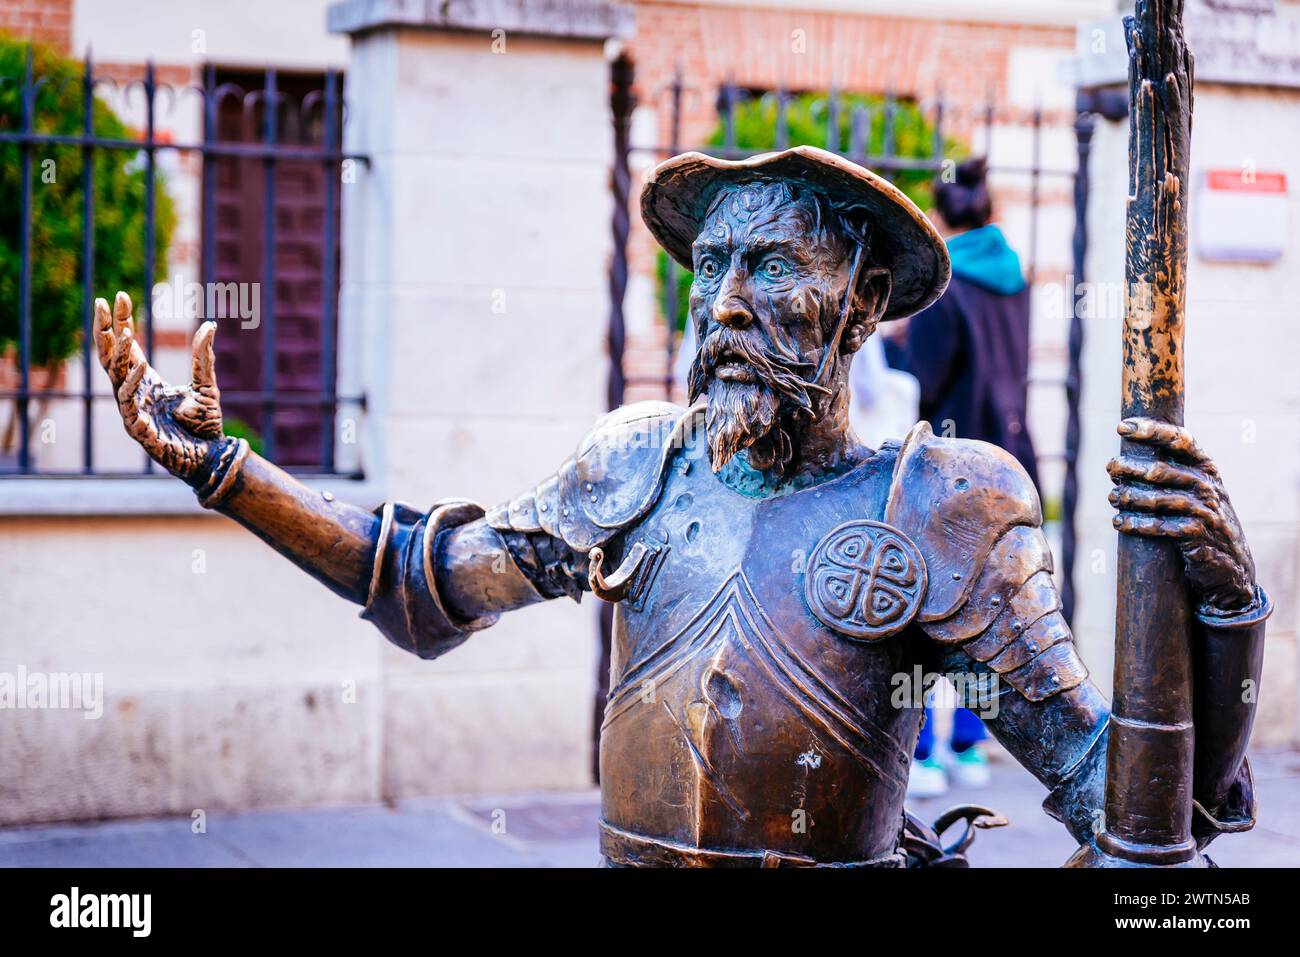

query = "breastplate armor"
[[598, 431, 922, 864]]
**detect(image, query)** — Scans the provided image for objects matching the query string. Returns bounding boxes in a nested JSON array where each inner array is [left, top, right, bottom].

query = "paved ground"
[[3, 750, 1297, 868]]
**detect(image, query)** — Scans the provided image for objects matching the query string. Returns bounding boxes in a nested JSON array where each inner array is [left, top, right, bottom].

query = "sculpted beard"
[[688, 325, 824, 474]]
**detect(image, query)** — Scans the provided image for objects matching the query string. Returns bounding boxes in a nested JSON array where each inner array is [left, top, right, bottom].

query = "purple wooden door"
[[204, 68, 340, 469]]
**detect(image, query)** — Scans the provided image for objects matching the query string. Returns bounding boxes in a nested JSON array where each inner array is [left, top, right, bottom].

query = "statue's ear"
[[841, 266, 892, 354]]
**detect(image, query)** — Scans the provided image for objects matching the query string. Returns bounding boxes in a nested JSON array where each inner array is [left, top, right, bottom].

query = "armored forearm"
[[1036, 581, 1271, 851], [1004, 683, 1110, 845], [930, 634, 1109, 845], [1190, 586, 1271, 837], [932, 586, 1269, 848], [933, 585, 1270, 848], [196, 439, 381, 603], [1045, 591, 1273, 850], [196, 439, 579, 657]]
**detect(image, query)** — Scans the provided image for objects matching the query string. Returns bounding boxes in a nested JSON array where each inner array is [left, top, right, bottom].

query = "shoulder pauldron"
[[484, 401, 699, 553], [884, 422, 1088, 701], [884, 421, 1043, 621]]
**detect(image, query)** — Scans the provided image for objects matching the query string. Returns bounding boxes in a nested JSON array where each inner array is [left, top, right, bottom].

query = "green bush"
[[222, 415, 265, 456], [0, 36, 174, 367], [659, 91, 965, 333], [709, 92, 963, 209]]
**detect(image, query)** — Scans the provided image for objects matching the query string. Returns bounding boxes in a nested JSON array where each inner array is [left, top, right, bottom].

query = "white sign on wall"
[[1195, 169, 1289, 263]]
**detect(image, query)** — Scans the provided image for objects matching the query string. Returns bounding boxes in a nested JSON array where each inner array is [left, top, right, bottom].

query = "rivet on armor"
[[540, 503, 548, 512], [990, 596, 1002, 607], [951, 572, 962, 581], [322, 491, 335, 502], [585, 482, 593, 492]]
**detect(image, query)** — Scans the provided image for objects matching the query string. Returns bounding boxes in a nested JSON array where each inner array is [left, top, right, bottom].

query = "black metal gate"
[[0, 49, 368, 478]]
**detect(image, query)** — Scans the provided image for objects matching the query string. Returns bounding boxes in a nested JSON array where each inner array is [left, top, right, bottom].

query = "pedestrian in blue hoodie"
[[884, 157, 1038, 797], [884, 157, 1039, 489]]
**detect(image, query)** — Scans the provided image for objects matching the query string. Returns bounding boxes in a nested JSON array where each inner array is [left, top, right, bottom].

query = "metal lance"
[[1086, 0, 1201, 867]]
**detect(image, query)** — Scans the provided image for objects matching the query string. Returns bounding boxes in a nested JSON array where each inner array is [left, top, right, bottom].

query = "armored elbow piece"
[[361, 499, 502, 659]]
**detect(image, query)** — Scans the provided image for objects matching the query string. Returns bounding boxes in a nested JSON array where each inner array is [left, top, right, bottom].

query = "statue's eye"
[[761, 258, 790, 279], [699, 258, 720, 279]]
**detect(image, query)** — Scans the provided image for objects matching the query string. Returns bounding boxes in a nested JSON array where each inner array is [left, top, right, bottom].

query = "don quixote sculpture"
[[94, 0, 1267, 867]]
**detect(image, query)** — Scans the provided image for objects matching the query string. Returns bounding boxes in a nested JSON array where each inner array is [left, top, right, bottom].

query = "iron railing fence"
[[0, 50, 369, 478]]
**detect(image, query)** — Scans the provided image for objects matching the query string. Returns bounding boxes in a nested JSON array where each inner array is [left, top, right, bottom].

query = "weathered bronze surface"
[[95, 24, 1268, 862], [1063, 0, 1269, 869]]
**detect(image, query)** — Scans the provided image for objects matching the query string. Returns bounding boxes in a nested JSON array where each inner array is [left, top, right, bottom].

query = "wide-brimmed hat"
[[640, 145, 950, 321]]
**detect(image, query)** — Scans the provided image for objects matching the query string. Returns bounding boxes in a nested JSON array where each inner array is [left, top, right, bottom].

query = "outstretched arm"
[[96, 292, 574, 655]]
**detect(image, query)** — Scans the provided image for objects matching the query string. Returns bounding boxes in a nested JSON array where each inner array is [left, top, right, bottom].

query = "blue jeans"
[[915, 706, 986, 761]]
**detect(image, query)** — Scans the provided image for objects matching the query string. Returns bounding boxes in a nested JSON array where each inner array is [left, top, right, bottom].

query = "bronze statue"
[[93, 5, 1267, 868]]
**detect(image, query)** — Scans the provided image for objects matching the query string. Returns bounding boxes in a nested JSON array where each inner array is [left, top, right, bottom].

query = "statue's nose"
[[713, 295, 754, 329]]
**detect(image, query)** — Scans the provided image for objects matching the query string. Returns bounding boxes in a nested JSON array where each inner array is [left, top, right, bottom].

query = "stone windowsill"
[[0, 475, 387, 517]]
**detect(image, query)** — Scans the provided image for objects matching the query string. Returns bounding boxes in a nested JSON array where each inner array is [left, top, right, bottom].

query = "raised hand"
[[1107, 417, 1256, 614], [96, 291, 227, 484]]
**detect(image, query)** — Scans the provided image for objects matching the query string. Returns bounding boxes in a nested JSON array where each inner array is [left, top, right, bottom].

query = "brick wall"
[[0, 0, 72, 52], [620, 0, 1076, 403]]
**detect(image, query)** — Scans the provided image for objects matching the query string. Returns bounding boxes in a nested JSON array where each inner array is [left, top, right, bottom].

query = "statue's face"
[[687, 180, 860, 474]]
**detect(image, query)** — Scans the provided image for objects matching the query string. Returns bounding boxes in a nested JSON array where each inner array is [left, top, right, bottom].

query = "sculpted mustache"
[[690, 327, 830, 410]]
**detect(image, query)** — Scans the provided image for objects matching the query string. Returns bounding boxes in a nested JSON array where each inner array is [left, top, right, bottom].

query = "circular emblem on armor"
[[803, 520, 927, 641]]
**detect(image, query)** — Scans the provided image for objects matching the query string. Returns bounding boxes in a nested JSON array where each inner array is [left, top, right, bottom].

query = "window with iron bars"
[[0, 49, 367, 478]]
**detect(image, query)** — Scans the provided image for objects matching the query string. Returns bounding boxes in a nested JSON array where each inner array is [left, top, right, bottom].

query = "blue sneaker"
[[948, 745, 991, 788], [908, 755, 949, 797]]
